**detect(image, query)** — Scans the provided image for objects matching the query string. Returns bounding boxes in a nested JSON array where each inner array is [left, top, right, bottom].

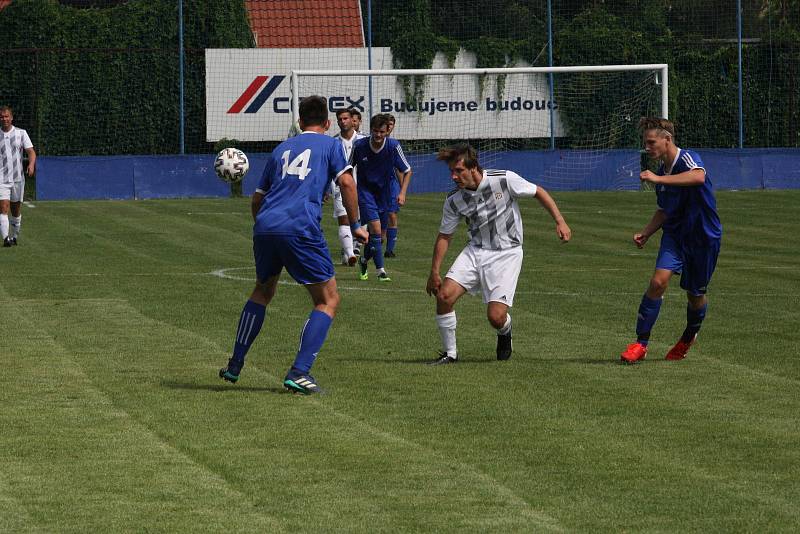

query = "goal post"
[[290, 64, 668, 191]]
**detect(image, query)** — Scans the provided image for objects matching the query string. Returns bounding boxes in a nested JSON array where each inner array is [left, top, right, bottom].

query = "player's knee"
[[254, 281, 276, 303], [648, 277, 668, 296], [436, 288, 457, 308], [487, 309, 507, 330]]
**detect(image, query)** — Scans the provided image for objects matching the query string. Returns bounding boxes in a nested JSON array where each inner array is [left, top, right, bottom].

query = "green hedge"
[[0, 0, 252, 155]]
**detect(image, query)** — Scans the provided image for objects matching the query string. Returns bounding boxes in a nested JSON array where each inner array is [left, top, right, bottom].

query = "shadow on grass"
[[336, 356, 504, 365], [161, 380, 286, 394]]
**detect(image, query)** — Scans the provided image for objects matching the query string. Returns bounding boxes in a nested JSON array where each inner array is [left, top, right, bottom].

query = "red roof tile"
[[245, 0, 364, 48]]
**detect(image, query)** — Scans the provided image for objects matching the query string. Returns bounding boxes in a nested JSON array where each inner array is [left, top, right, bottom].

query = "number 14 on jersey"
[[281, 149, 312, 180]]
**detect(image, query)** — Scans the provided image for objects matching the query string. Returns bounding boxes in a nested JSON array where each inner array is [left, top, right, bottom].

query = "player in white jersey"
[[350, 109, 362, 134], [0, 106, 36, 247], [426, 143, 571, 364], [331, 108, 367, 265]]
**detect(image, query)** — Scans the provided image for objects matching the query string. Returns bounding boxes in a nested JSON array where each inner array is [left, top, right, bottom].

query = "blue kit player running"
[[219, 96, 367, 393], [351, 113, 411, 281], [621, 117, 722, 364]]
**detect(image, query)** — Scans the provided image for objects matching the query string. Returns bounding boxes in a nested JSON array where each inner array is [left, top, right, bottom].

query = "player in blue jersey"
[[382, 114, 411, 258], [351, 113, 412, 281], [218, 96, 368, 393], [621, 117, 722, 363]]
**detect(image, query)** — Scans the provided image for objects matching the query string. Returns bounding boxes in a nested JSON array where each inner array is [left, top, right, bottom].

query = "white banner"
[[206, 48, 564, 142]]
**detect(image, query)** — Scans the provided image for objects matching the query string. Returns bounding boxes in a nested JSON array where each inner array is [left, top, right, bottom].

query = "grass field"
[[1, 190, 799, 532]]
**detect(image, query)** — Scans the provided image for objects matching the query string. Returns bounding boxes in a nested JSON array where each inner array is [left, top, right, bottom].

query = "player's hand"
[[353, 226, 368, 244], [398, 193, 406, 207], [323, 193, 331, 203], [556, 221, 571, 243], [26, 164, 35, 177], [633, 233, 649, 248], [640, 170, 659, 183], [426, 272, 441, 296]]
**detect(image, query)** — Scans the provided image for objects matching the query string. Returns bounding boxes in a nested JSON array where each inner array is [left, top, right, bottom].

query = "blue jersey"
[[351, 137, 411, 200], [254, 131, 351, 237], [656, 148, 722, 244]]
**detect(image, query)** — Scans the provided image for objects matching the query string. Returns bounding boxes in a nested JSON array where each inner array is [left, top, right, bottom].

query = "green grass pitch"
[[1, 190, 798, 532]]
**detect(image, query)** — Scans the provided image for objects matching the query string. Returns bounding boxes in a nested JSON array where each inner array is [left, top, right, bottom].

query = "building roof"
[[245, 0, 364, 48]]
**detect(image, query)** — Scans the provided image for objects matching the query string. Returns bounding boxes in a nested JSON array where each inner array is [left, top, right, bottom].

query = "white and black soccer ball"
[[214, 148, 249, 183]]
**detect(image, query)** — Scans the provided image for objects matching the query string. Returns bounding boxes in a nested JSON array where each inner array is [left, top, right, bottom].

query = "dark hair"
[[0, 106, 12, 115], [385, 114, 396, 123], [370, 113, 391, 131], [299, 96, 328, 126], [348, 108, 362, 119], [335, 108, 352, 119], [638, 116, 675, 139], [437, 143, 481, 170]]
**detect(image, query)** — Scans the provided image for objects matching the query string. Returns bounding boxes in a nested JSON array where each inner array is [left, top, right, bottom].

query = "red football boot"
[[665, 334, 696, 361], [620, 342, 648, 364]]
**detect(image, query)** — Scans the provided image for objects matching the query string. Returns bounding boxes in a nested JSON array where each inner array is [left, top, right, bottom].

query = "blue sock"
[[228, 300, 266, 374], [386, 227, 398, 253], [682, 303, 707, 342], [291, 309, 333, 373], [636, 294, 662, 346], [368, 234, 385, 270]]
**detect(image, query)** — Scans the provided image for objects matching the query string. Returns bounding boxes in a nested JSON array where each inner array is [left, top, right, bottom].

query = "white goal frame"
[[290, 64, 669, 129]]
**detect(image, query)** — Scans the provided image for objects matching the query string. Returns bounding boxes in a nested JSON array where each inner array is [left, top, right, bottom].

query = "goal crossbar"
[[291, 64, 669, 123]]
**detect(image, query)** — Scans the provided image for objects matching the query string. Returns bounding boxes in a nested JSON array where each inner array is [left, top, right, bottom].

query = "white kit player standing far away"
[[331, 108, 367, 265], [0, 106, 36, 247], [426, 143, 571, 364]]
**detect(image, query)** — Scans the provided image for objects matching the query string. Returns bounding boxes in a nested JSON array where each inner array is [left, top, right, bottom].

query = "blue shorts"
[[655, 233, 721, 296], [253, 233, 335, 285], [387, 179, 400, 214], [358, 187, 386, 226]]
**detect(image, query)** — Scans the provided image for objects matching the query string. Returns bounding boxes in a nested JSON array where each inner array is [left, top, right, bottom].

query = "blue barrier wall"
[[37, 148, 800, 200]]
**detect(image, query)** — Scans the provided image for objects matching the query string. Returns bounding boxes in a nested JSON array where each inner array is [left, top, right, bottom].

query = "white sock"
[[0, 214, 8, 240], [498, 314, 512, 335], [338, 225, 354, 258], [436, 311, 458, 358], [9, 215, 20, 239]]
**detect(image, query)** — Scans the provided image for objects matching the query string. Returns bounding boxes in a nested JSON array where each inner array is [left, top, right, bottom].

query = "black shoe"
[[496, 329, 513, 360], [428, 351, 458, 365], [2, 237, 11, 248], [284, 369, 322, 394], [384, 250, 396, 258], [219, 367, 240, 383]]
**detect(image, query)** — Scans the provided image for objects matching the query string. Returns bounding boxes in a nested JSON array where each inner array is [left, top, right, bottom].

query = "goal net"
[[291, 65, 667, 191]]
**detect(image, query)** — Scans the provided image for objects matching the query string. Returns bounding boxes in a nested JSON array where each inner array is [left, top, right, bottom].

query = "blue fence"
[[36, 149, 800, 200]]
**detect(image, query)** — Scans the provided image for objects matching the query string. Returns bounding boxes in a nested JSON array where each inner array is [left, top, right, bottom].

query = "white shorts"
[[445, 245, 523, 306], [0, 184, 9, 201], [11, 180, 24, 203], [332, 182, 347, 218]]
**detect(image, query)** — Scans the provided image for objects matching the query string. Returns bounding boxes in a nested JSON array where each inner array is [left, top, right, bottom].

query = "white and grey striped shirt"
[[1, 127, 33, 184], [439, 169, 537, 250]]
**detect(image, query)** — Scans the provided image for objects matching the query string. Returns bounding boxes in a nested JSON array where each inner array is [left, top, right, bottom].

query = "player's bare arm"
[[250, 191, 265, 221], [398, 170, 412, 206], [633, 209, 667, 248], [426, 232, 453, 296], [534, 186, 572, 242], [25, 147, 36, 177], [338, 170, 368, 243], [641, 168, 705, 186]]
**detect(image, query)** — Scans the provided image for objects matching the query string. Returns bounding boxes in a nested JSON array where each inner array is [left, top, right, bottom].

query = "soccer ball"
[[214, 148, 249, 183]]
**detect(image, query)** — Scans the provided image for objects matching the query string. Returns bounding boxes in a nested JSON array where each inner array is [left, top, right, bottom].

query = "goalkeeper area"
[[2, 190, 799, 531]]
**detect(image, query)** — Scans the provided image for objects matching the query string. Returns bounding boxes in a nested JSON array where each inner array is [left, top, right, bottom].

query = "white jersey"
[[333, 130, 366, 161], [439, 169, 537, 250], [1, 126, 33, 184]]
